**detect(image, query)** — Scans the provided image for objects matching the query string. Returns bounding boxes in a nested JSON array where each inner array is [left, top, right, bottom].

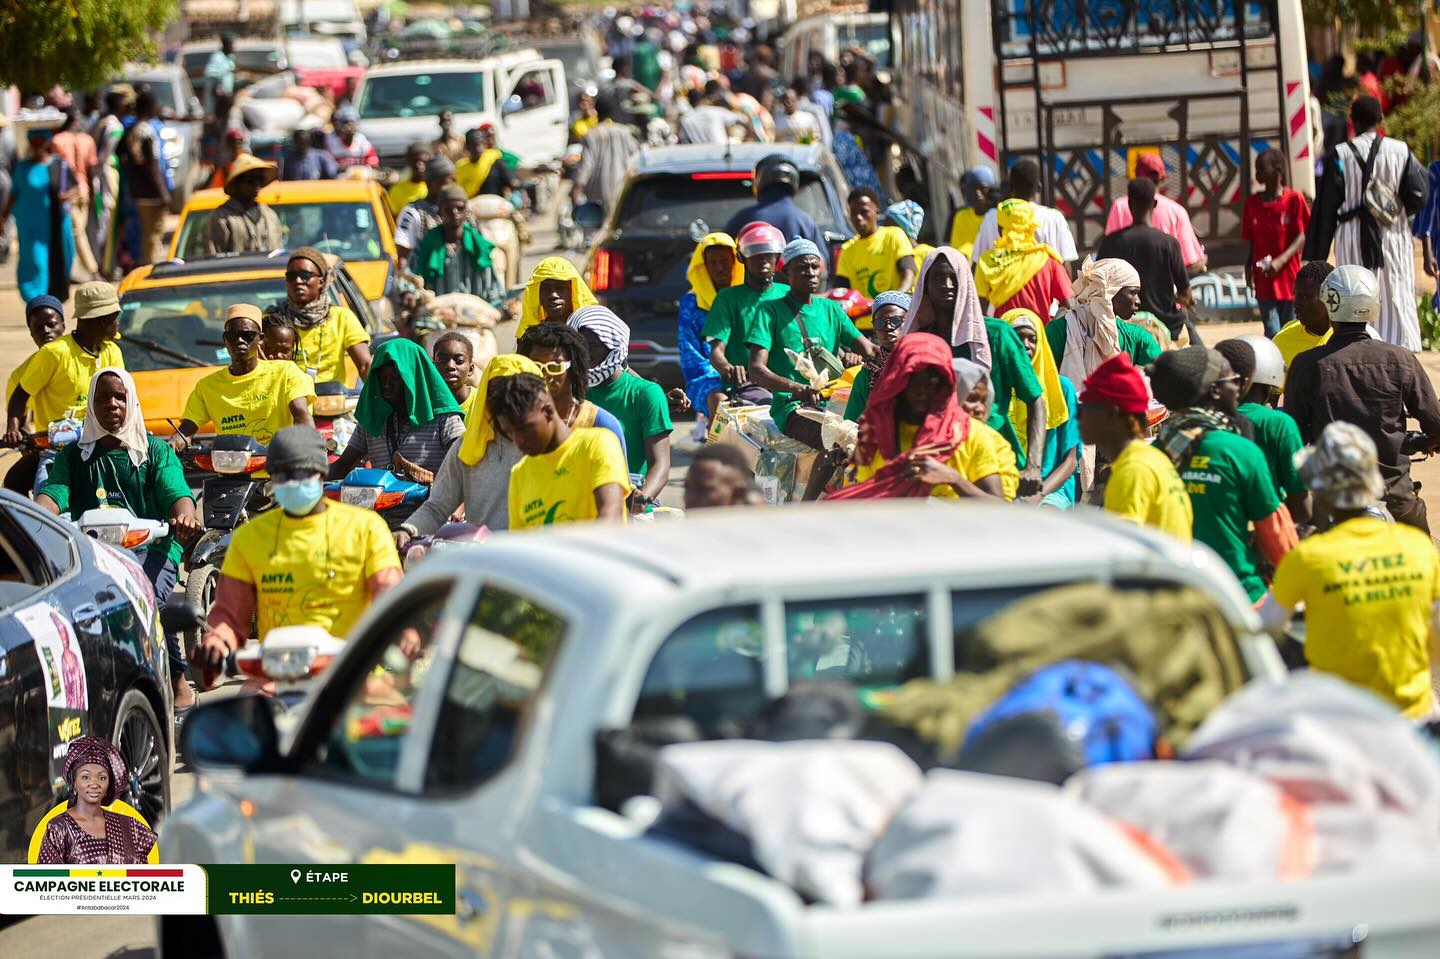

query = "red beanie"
[[1080, 353, 1150, 415]]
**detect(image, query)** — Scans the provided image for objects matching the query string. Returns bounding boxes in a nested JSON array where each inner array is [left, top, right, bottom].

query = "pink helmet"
[[736, 221, 784, 257]]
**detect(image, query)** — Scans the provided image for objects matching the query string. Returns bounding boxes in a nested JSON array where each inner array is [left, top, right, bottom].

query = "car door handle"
[[71, 604, 104, 638]]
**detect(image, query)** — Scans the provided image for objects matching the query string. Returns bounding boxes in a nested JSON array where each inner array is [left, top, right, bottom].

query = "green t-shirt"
[[981, 316, 1044, 467], [1178, 428, 1282, 602], [1238, 401, 1306, 500], [586, 370, 673, 477], [747, 295, 863, 430], [39, 436, 192, 565], [702, 281, 790, 369], [1045, 315, 1163, 373]]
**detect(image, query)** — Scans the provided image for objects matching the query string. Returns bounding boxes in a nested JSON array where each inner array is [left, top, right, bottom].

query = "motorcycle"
[[325, 467, 430, 530], [401, 520, 490, 570], [180, 435, 270, 618], [313, 380, 359, 457], [75, 505, 169, 554]]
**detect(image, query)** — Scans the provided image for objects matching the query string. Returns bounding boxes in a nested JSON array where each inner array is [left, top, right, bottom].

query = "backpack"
[[963, 660, 1157, 767], [1346, 135, 1402, 228]]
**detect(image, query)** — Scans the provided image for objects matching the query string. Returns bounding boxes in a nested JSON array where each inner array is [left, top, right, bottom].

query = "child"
[[835, 186, 916, 297], [948, 167, 996, 260], [955, 360, 1020, 501], [260, 309, 298, 362], [3, 295, 69, 493], [491, 372, 630, 529], [1241, 149, 1310, 338], [387, 142, 430, 216]]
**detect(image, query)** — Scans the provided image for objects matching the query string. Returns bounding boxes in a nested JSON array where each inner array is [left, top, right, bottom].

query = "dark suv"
[[584, 143, 852, 387]]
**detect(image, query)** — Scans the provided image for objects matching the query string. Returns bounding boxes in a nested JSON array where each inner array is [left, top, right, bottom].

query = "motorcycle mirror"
[[160, 597, 207, 634], [688, 218, 710, 242]]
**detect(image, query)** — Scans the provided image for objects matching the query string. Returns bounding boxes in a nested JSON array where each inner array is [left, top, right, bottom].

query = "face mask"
[[273, 477, 323, 515]]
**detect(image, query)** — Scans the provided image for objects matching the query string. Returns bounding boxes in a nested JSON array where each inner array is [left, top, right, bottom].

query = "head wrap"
[[871, 290, 913, 315], [781, 236, 822, 265], [63, 735, 128, 807], [355, 338, 463, 435], [567, 305, 630, 388], [900, 247, 991, 370], [78, 368, 149, 468], [854, 332, 967, 466], [686, 232, 742, 311], [1150, 346, 1223, 411], [1135, 153, 1167, 182], [458, 354, 542, 466], [1297, 421, 1386, 510], [26, 293, 64, 320], [1057, 256, 1142, 386], [963, 166, 999, 189], [973, 199, 1062, 308], [951, 356, 988, 405], [267, 425, 329, 475], [736, 220, 785, 257], [334, 105, 360, 124], [1079, 353, 1150, 415], [1002, 308, 1068, 452], [884, 200, 925, 243], [283, 246, 333, 328], [518, 257, 598, 338]]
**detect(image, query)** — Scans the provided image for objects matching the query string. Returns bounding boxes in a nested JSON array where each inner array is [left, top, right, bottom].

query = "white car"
[[353, 51, 568, 169], [160, 503, 1437, 958]]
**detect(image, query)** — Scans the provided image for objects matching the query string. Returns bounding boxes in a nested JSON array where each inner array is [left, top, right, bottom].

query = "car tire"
[[113, 688, 171, 828], [184, 564, 220, 684]]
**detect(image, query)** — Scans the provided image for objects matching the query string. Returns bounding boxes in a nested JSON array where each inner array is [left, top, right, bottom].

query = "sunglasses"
[[285, 269, 321, 283], [874, 315, 905, 330], [224, 328, 260, 342], [536, 360, 571, 377]]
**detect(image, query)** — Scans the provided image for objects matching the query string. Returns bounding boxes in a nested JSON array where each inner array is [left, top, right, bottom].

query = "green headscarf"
[[355, 338, 463, 435]]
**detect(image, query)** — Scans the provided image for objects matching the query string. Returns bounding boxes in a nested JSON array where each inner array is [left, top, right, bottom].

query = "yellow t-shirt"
[[949, 208, 984, 259], [181, 360, 317, 442], [6, 353, 37, 420], [222, 501, 400, 642], [1104, 440, 1193, 541], [387, 176, 427, 217], [836, 225, 915, 298], [1272, 320, 1332, 369], [974, 418, 1019, 500], [458, 386, 481, 424], [1272, 517, 1440, 718], [508, 426, 630, 529], [909, 243, 936, 290], [17, 335, 125, 428], [852, 420, 1001, 498], [294, 306, 370, 386]]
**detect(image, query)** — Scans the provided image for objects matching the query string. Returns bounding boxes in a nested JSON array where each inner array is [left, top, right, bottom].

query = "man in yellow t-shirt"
[[197, 426, 401, 682], [1078, 353, 1193, 540], [948, 167, 997, 260], [835, 187, 916, 298], [491, 372, 629, 528], [1265, 422, 1440, 718], [1272, 261, 1335, 370], [172, 304, 316, 448], [280, 247, 373, 385], [387, 143, 430, 216]]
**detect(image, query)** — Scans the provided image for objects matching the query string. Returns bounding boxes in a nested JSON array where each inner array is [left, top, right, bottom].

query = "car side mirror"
[[181, 695, 283, 772], [573, 201, 604, 230]]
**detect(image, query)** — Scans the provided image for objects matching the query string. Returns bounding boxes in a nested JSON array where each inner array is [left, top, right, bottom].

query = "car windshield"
[[127, 79, 179, 112], [118, 278, 342, 371], [837, 22, 891, 67], [175, 202, 383, 262], [540, 42, 596, 83], [616, 172, 840, 234], [357, 72, 485, 119], [288, 39, 347, 68]]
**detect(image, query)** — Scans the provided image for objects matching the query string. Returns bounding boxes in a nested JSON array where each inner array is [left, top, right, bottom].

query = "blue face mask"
[[273, 477, 323, 516]]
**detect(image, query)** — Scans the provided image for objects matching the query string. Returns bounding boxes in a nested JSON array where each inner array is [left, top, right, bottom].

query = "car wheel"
[[114, 688, 171, 826]]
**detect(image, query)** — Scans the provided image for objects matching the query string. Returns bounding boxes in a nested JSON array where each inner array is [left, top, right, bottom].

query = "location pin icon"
[[291, 869, 302, 884]]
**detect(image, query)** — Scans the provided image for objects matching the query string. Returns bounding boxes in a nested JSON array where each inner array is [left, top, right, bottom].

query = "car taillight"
[[690, 171, 752, 180], [591, 248, 624, 291]]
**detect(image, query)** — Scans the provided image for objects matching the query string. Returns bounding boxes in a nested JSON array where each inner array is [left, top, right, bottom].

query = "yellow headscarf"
[[973, 199, 1062, 309], [517, 257, 598, 338], [1003, 307, 1069, 454], [685, 232, 743, 311], [457, 353, 543, 466]]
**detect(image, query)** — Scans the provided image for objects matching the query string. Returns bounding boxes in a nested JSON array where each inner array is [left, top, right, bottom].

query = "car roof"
[[121, 63, 185, 80], [362, 49, 540, 77], [426, 501, 1204, 597], [119, 253, 295, 291], [630, 142, 831, 177], [181, 179, 382, 212], [181, 38, 284, 52]]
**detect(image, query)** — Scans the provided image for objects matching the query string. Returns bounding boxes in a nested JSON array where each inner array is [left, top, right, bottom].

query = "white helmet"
[[1236, 334, 1286, 390], [1321, 264, 1380, 325]]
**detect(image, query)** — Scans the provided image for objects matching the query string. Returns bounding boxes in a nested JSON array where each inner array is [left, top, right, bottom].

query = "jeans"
[[1256, 299, 1295, 339], [31, 449, 56, 496], [141, 549, 186, 678]]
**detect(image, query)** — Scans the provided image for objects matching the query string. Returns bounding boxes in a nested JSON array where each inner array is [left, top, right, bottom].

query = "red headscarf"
[[853, 332, 968, 466]]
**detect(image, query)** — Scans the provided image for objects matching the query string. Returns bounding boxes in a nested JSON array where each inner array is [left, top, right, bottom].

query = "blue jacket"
[[724, 186, 830, 270]]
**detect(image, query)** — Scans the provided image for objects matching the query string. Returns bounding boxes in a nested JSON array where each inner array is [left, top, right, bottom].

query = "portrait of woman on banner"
[[30, 735, 159, 864]]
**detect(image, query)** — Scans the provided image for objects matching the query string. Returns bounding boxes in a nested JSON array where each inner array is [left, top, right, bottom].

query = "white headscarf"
[[567, 305, 630, 388], [1058, 256, 1142, 386], [901, 247, 991, 371], [78, 367, 150, 468]]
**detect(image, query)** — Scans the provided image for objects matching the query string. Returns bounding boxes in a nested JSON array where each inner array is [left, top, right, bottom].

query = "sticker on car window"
[[356, 209, 372, 229], [13, 601, 91, 789]]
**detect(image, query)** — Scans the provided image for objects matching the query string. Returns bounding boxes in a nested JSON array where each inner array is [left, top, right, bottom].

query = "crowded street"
[[4, 2, 1440, 957]]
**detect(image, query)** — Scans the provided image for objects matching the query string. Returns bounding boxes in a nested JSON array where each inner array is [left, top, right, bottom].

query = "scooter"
[[401, 520, 490, 570], [313, 380, 359, 457], [75, 506, 169, 553], [325, 467, 430, 530], [180, 435, 270, 615]]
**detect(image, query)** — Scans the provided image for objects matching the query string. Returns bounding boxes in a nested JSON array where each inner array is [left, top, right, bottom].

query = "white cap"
[[1321, 264, 1380, 324]]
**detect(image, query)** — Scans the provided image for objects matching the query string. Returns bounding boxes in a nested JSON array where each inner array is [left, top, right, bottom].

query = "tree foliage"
[[1303, 1, 1417, 35], [0, 0, 178, 95]]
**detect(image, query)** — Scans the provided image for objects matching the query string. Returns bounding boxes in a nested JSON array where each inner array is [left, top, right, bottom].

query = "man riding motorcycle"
[[195, 425, 402, 683]]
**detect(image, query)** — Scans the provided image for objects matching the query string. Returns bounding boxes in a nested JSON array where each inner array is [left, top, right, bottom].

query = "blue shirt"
[[1413, 160, 1440, 244], [282, 147, 338, 181], [723, 186, 831, 270]]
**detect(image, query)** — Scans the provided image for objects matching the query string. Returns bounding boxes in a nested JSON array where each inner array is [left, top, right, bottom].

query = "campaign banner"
[[0, 865, 207, 915]]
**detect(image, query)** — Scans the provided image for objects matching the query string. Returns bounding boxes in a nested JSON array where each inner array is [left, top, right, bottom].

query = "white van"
[[778, 11, 890, 81], [280, 0, 367, 50], [353, 50, 569, 170]]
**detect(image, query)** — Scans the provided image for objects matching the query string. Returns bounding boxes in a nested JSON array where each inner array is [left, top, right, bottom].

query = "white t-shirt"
[[972, 203, 1079, 263]]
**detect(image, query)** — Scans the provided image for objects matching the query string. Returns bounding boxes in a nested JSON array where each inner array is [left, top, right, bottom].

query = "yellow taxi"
[[168, 179, 397, 305], [117, 253, 382, 433]]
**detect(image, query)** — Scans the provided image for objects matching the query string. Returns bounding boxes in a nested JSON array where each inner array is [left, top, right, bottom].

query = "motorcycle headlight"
[[262, 645, 318, 682], [313, 394, 351, 417], [211, 450, 252, 474]]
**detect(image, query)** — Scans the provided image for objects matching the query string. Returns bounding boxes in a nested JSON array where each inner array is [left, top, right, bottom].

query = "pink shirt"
[[1105, 193, 1206, 267]]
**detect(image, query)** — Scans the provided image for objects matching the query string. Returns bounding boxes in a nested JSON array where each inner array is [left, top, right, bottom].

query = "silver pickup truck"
[[160, 502, 1440, 958]]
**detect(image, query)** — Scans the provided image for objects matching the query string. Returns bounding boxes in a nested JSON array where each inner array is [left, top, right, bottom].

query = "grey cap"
[[266, 425, 328, 476]]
